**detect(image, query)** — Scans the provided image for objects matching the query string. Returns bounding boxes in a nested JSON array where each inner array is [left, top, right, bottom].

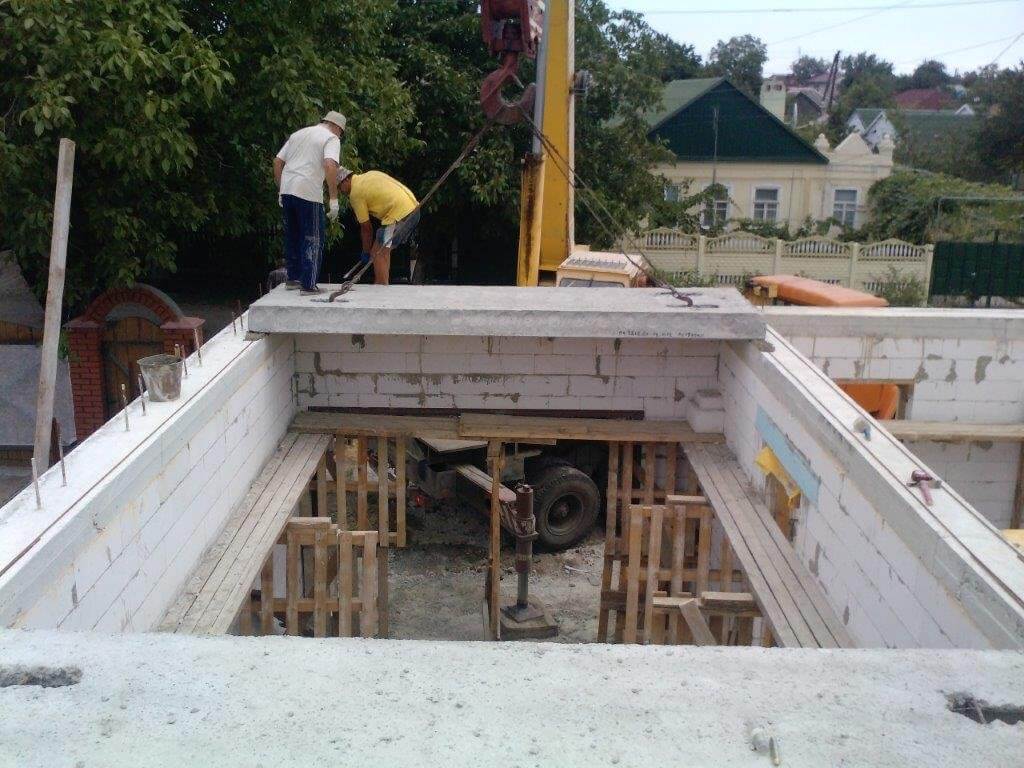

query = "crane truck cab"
[[555, 250, 648, 288]]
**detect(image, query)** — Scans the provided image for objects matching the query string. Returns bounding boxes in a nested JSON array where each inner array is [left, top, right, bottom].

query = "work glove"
[[359, 251, 372, 266], [327, 198, 340, 222], [278, 195, 283, 208]]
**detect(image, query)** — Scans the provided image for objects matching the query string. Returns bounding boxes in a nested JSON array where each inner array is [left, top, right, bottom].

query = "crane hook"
[[480, 52, 536, 125]]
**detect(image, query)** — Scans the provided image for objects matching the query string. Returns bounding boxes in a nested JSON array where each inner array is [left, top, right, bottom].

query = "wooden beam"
[[33, 138, 75, 469], [488, 440, 502, 639], [881, 421, 1024, 443], [1012, 443, 1024, 530], [458, 414, 722, 443], [293, 412, 460, 438], [293, 411, 723, 444]]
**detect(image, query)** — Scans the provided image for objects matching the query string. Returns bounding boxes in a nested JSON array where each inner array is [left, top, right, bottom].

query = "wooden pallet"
[[238, 517, 382, 638], [606, 501, 759, 645], [597, 442, 750, 643]]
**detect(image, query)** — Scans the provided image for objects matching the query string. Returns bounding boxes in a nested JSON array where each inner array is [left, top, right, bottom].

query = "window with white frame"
[[753, 187, 779, 221], [664, 183, 681, 202], [701, 185, 730, 228], [833, 189, 858, 227]]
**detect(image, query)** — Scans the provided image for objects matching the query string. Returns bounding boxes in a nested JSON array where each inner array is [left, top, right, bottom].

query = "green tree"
[[0, 0, 416, 305], [0, 0, 232, 303], [706, 35, 767, 97], [863, 170, 1023, 243], [791, 55, 828, 85], [382, 0, 691, 281], [976, 64, 1024, 179], [908, 59, 951, 90], [656, 36, 702, 82], [840, 52, 895, 90]]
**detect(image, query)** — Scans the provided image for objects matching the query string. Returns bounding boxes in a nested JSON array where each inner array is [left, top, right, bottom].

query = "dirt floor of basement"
[[387, 499, 603, 643]]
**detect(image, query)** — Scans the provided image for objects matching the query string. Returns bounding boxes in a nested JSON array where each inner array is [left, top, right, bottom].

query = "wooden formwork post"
[[377, 435, 390, 638], [396, 435, 407, 547], [487, 440, 502, 639], [338, 531, 354, 637], [597, 442, 619, 642], [356, 437, 369, 529], [335, 434, 348, 530]]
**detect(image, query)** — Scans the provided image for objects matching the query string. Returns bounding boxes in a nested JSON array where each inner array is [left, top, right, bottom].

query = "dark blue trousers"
[[281, 194, 325, 289]]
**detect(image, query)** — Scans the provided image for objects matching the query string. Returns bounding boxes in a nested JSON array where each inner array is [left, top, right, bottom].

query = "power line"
[[767, 0, 916, 46], [895, 33, 1024, 64], [989, 31, 1024, 65], [638, 0, 1018, 14]]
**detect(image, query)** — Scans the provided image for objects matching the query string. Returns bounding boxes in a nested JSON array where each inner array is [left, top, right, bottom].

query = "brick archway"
[[65, 284, 205, 440]]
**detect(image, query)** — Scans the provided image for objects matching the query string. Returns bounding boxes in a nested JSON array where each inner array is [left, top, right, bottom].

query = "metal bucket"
[[138, 354, 184, 402]]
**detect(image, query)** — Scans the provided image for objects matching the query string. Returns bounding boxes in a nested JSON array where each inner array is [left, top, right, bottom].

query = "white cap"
[[322, 111, 347, 131], [338, 166, 354, 182]]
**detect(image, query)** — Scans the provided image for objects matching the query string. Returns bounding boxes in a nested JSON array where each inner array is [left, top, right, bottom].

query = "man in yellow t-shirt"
[[338, 169, 420, 285]]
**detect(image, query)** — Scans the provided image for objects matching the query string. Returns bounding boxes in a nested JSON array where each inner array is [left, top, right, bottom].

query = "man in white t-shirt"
[[273, 111, 345, 294]]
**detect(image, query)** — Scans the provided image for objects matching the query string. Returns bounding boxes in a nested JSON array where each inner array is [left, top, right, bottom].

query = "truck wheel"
[[530, 466, 600, 551]]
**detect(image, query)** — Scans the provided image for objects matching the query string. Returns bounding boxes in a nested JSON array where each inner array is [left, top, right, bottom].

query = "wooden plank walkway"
[[686, 444, 855, 649], [159, 431, 331, 635]]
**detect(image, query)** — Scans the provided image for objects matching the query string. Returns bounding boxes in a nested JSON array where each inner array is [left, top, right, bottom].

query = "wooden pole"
[[33, 138, 75, 470], [488, 440, 502, 639]]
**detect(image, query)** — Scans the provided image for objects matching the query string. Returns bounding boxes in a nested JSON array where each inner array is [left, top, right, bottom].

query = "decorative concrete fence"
[[637, 229, 934, 295]]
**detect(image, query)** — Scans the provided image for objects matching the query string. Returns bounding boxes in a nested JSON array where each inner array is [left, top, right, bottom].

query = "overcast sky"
[[611, 0, 1024, 75]]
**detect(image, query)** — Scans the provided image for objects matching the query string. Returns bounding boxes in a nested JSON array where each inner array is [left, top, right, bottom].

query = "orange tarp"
[[840, 383, 900, 420], [751, 275, 889, 308]]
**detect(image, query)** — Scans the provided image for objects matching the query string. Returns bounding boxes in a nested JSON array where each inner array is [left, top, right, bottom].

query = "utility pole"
[[711, 105, 720, 189], [825, 51, 841, 114]]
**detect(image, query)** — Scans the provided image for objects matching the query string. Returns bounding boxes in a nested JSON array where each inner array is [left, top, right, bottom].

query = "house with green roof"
[[645, 78, 894, 230], [847, 106, 977, 152]]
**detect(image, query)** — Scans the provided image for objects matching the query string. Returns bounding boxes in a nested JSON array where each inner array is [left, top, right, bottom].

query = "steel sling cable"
[[517, 108, 705, 306]]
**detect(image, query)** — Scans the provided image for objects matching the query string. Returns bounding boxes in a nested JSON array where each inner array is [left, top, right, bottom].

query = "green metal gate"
[[930, 241, 1024, 298]]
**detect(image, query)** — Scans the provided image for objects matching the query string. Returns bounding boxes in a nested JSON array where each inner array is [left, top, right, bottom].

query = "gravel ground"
[[387, 498, 604, 643]]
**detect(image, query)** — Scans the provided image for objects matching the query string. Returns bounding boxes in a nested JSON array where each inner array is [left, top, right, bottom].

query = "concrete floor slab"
[[1, 630, 1022, 767], [248, 284, 765, 340]]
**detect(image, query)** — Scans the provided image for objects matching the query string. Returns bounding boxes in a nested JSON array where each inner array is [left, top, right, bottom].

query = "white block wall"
[[0, 325, 295, 632], [720, 331, 1023, 649], [294, 335, 719, 418], [905, 440, 1021, 529], [768, 309, 1024, 528]]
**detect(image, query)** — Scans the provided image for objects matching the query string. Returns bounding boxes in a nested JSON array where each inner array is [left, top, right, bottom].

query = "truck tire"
[[530, 465, 600, 551]]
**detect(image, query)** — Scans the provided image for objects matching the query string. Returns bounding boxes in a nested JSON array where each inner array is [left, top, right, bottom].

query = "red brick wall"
[[65, 285, 205, 441], [65, 318, 105, 439]]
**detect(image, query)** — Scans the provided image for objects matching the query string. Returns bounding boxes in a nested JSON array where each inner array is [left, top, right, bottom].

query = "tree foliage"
[[840, 52, 895, 90], [706, 35, 767, 97], [0, 0, 232, 303], [907, 59, 951, 90], [2, 0, 689, 298], [863, 170, 1023, 244], [976, 64, 1024, 177], [791, 55, 828, 85]]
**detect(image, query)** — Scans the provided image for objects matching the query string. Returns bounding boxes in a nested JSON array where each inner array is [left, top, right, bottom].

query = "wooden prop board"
[[686, 444, 855, 649], [160, 432, 331, 635]]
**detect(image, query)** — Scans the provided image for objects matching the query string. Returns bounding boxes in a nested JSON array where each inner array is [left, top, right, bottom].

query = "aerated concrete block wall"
[[766, 308, 1024, 529], [293, 334, 719, 418], [720, 331, 1024, 649], [0, 324, 295, 632]]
